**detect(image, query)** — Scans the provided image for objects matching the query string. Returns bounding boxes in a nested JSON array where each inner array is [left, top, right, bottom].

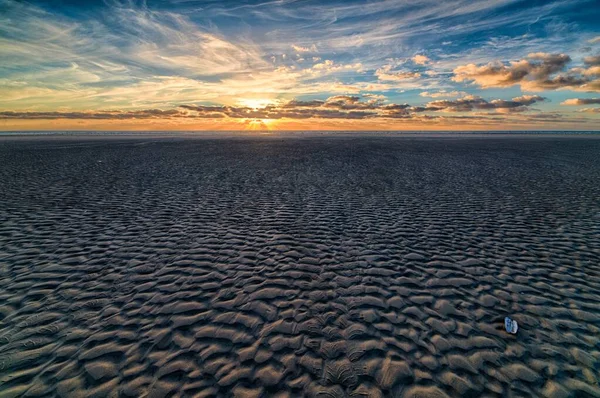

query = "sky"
[[1, 0, 599, 131]]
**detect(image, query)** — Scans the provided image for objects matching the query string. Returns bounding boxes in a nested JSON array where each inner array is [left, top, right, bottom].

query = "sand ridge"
[[0, 136, 599, 397]]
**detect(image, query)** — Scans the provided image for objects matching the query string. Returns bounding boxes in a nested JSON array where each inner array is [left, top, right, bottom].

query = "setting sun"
[[238, 99, 277, 110], [245, 118, 275, 130]]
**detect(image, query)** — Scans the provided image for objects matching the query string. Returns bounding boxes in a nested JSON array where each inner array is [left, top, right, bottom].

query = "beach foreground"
[[0, 135, 599, 397]]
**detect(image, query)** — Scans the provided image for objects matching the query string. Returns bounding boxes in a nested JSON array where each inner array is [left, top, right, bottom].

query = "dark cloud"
[[425, 95, 545, 112], [281, 100, 326, 108], [526, 53, 571, 77], [322, 95, 383, 110], [529, 75, 589, 90]]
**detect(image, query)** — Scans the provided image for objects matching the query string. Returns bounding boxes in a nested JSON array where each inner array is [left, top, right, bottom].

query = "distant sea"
[[1, 130, 599, 137]]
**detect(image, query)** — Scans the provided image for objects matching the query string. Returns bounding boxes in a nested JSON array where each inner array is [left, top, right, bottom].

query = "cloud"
[[363, 93, 387, 101], [420, 90, 469, 98], [257, 0, 562, 59], [301, 60, 364, 77], [578, 107, 600, 113], [424, 94, 545, 112], [323, 95, 384, 109], [377, 71, 422, 81], [453, 53, 600, 92], [375, 65, 421, 81], [0, 1, 300, 110], [181, 102, 378, 119], [589, 37, 600, 44], [0, 109, 191, 120], [2, 94, 548, 122], [292, 44, 318, 53], [180, 95, 390, 119], [561, 98, 600, 105], [453, 53, 568, 86], [279, 95, 385, 111], [412, 55, 430, 65], [0, 1, 268, 79], [113, 6, 270, 78], [584, 55, 600, 66]]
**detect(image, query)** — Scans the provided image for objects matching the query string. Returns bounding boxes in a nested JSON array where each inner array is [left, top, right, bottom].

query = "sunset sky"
[[1, 0, 599, 131]]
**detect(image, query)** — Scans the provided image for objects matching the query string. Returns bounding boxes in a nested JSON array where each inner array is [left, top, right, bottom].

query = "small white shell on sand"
[[505, 317, 518, 334]]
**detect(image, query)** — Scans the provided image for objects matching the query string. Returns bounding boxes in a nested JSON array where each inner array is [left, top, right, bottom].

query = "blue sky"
[[1, 0, 599, 130]]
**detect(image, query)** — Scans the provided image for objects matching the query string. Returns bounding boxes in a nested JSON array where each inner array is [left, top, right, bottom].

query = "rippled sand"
[[1, 135, 599, 397]]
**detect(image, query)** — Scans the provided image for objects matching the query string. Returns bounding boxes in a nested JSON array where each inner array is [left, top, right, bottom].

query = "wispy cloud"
[[588, 36, 600, 44]]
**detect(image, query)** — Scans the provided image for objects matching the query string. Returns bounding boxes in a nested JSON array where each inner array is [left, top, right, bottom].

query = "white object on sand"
[[505, 316, 518, 334]]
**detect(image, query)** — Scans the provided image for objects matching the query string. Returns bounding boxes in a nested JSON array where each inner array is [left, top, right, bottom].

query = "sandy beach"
[[0, 134, 599, 397]]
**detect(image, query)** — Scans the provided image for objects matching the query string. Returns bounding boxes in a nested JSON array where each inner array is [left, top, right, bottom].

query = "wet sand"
[[0, 134, 599, 397]]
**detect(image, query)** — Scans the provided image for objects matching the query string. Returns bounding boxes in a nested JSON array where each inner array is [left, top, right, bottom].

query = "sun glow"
[[238, 99, 276, 110], [245, 118, 275, 130]]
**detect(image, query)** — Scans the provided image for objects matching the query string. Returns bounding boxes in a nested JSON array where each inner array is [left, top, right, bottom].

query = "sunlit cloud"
[[561, 98, 600, 105], [412, 55, 430, 65], [453, 53, 600, 92]]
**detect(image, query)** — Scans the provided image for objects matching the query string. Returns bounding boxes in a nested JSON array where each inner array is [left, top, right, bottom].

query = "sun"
[[238, 98, 276, 110], [245, 118, 275, 130]]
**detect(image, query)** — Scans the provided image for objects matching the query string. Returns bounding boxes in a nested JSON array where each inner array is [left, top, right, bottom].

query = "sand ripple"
[[0, 136, 599, 397]]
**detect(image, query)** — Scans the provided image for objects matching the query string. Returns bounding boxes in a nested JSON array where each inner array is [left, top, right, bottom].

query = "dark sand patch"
[[0, 135, 599, 396]]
